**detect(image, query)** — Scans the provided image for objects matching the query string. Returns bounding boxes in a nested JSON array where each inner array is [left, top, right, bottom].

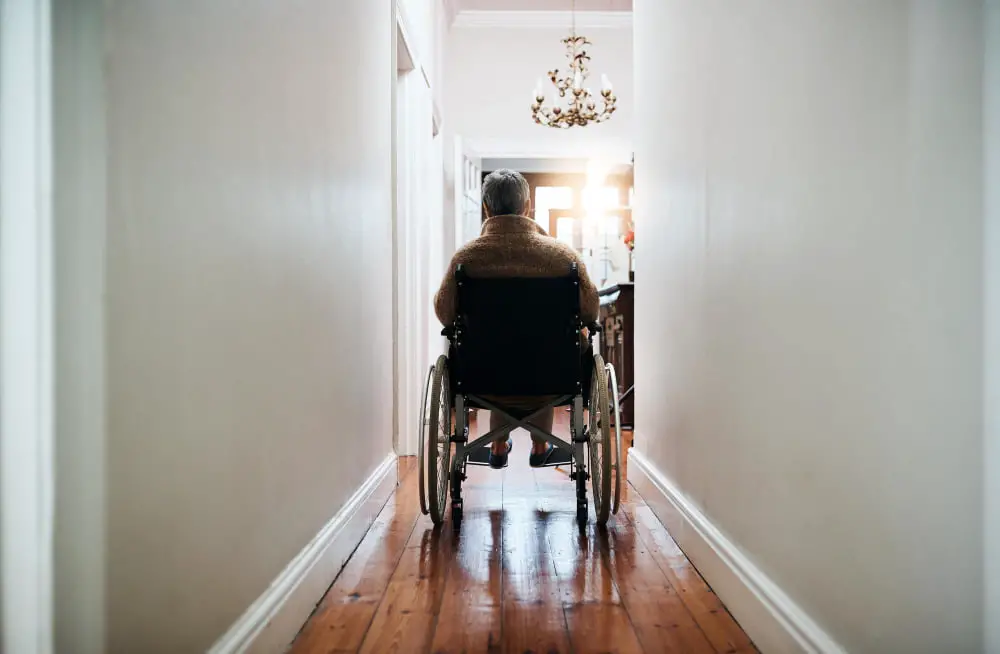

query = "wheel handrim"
[[605, 362, 623, 515], [427, 357, 452, 525], [418, 366, 434, 516], [589, 357, 612, 523]]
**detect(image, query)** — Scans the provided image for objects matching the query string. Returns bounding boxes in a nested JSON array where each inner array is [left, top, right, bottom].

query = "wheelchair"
[[418, 264, 624, 528]]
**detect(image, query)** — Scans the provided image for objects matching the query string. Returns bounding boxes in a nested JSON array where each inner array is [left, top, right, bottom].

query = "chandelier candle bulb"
[[601, 74, 612, 91]]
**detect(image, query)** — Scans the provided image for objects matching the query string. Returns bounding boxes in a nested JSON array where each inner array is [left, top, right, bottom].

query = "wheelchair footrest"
[[465, 446, 506, 468], [529, 446, 574, 468], [536, 459, 575, 468]]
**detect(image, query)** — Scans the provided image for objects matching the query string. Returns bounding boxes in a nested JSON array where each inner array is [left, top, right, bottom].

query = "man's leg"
[[529, 409, 554, 456], [489, 411, 510, 455], [490, 409, 555, 456]]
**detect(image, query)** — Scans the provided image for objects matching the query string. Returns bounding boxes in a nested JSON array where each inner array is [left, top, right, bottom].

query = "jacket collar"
[[481, 214, 548, 236]]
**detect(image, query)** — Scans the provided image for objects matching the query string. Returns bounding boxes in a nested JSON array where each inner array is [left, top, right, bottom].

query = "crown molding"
[[452, 10, 632, 30]]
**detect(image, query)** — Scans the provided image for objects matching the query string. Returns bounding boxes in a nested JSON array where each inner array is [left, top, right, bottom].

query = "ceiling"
[[457, 0, 631, 11]]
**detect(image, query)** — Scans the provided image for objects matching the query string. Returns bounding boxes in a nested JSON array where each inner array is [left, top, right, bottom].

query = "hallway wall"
[[986, 0, 1000, 649], [54, 1, 395, 651], [633, 1, 985, 652]]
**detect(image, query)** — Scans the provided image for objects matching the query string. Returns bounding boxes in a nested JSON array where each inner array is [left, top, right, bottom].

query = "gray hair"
[[482, 169, 530, 217]]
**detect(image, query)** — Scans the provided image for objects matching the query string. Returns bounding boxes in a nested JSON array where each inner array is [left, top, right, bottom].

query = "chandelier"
[[530, 1, 617, 129]]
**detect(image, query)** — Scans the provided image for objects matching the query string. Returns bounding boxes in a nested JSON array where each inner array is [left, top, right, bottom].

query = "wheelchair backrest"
[[451, 264, 583, 397]]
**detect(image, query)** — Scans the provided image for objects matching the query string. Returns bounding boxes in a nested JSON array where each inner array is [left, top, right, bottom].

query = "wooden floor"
[[290, 414, 755, 654]]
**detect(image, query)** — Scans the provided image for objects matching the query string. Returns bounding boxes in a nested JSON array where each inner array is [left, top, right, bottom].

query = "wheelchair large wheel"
[[425, 355, 452, 525], [588, 355, 613, 525], [417, 365, 434, 516], [605, 362, 624, 516]]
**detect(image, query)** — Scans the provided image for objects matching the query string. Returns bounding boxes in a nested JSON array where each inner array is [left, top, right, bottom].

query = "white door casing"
[[394, 2, 440, 456], [1, 0, 56, 651], [455, 141, 482, 248]]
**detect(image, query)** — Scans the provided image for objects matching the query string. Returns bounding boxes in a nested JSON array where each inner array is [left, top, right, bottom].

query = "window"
[[533, 186, 572, 231], [556, 216, 581, 248], [582, 186, 619, 216]]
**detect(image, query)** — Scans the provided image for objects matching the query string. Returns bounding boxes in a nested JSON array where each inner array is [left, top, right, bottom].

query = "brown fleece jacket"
[[433, 215, 600, 327]]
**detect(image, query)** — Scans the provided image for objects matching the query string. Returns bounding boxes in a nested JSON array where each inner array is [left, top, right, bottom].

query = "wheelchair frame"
[[451, 389, 588, 524], [418, 265, 623, 528]]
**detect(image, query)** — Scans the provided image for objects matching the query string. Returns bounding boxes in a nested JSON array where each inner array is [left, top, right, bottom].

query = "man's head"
[[482, 169, 531, 218]]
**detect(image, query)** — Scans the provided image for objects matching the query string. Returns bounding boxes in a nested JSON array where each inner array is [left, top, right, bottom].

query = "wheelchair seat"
[[418, 264, 624, 528]]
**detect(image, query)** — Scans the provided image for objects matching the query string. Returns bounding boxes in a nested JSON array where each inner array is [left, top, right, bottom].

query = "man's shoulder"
[[461, 231, 577, 255], [447, 231, 585, 278], [451, 234, 492, 262], [529, 234, 583, 262]]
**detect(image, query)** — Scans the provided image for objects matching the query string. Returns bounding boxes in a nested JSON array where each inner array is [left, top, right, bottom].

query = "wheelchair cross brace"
[[451, 394, 588, 475]]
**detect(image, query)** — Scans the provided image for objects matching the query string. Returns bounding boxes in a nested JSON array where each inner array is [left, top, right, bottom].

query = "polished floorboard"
[[289, 414, 755, 654]]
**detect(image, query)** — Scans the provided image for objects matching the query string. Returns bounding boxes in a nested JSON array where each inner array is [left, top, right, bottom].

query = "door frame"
[[392, 0, 435, 456], [453, 137, 482, 248], [1, 0, 56, 651]]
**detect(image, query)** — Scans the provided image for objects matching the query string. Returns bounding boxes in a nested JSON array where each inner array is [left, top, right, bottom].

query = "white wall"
[[634, 1, 985, 652], [445, 22, 632, 161], [986, 1, 1000, 650], [53, 1, 395, 651]]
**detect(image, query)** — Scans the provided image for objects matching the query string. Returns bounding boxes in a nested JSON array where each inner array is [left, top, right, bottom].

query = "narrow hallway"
[[290, 415, 754, 654], [4, 1, 997, 651]]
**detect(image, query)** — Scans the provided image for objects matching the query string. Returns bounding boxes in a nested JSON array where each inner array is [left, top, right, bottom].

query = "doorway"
[[393, 8, 444, 456]]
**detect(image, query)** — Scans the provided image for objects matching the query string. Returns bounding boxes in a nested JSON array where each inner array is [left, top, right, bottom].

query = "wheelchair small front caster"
[[576, 502, 588, 526]]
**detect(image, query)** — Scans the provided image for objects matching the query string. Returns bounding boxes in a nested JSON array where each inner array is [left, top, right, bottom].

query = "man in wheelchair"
[[422, 169, 623, 526], [434, 169, 599, 469]]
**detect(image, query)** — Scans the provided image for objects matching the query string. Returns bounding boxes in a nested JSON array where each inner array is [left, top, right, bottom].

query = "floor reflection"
[[290, 412, 754, 654]]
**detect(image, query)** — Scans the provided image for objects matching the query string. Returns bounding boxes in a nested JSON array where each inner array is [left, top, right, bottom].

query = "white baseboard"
[[628, 448, 846, 654], [208, 453, 398, 654]]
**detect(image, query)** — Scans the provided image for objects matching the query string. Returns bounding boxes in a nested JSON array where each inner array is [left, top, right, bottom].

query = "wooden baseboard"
[[628, 448, 846, 654], [207, 454, 398, 654]]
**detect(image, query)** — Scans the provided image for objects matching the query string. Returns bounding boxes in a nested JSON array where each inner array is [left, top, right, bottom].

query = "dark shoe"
[[489, 439, 513, 469], [529, 444, 573, 468]]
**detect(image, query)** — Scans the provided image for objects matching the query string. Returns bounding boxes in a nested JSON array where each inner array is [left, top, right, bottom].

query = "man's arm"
[[434, 255, 460, 326], [574, 255, 601, 323]]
